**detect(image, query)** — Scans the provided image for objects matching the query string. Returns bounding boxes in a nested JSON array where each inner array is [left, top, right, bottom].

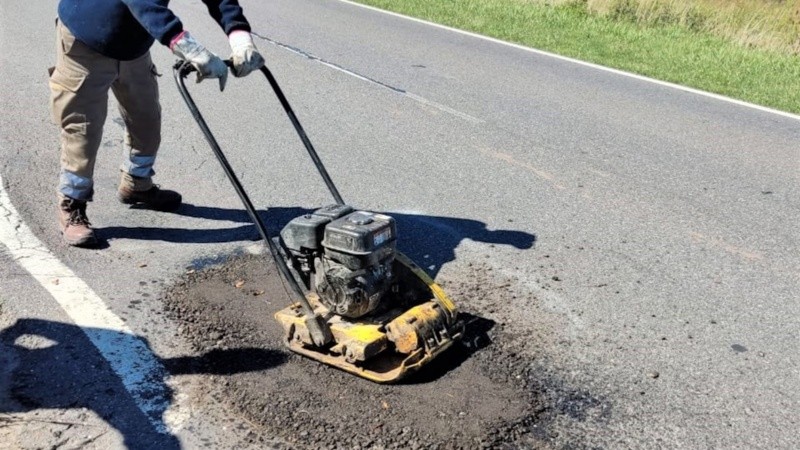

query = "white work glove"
[[228, 30, 265, 77], [171, 31, 228, 91]]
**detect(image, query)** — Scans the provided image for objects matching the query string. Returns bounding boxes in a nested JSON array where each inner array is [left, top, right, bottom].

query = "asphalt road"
[[1, 0, 798, 448]]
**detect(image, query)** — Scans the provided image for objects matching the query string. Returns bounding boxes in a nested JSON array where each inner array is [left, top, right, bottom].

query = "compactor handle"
[[174, 60, 344, 205], [173, 60, 334, 347]]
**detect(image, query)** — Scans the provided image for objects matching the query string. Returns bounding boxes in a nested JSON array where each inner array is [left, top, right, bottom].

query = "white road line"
[[404, 92, 483, 124], [0, 174, 173, 434], [337, 0, 800, 122]]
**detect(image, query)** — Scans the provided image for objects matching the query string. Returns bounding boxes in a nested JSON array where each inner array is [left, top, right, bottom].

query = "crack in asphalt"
[[251, 32, 484, 124], [251, 31, 406, 94]]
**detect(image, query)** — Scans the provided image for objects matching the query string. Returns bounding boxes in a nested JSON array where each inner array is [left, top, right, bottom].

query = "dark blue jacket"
[[58, 0, 251, 61]]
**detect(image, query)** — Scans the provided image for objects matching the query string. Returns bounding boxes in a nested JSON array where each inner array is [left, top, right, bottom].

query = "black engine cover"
[[314, 258, 390, 318], [317, 211, 396, 317], [280, 207, 398, 318]]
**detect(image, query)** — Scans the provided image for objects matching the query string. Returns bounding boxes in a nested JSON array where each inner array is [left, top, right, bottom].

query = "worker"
[[50, 0, 264, 247]]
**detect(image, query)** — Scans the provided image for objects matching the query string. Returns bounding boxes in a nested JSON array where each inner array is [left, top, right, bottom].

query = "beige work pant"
[[49, 20, 161, 201]]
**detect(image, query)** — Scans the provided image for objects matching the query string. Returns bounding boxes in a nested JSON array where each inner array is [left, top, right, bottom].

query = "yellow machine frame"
[[274, 253, 463, 383]]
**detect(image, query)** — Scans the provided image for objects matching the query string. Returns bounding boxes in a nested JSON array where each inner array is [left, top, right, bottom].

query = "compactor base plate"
[[274, 253, 464, 383]]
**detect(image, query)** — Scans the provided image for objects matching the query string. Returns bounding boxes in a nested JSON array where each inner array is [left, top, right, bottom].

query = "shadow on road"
[[0, 318, 286, 448], [102, 203, 537, 278], [95, 204, 535, 384]]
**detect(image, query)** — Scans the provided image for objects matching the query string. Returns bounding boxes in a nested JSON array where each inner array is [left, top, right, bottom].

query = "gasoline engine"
[[280, 205, 397, 318]]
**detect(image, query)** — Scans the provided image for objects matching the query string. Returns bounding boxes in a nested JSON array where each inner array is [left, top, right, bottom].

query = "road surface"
[[1, 0, 797, 448]]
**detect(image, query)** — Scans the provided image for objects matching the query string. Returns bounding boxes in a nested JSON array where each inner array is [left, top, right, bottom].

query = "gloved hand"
[[171, 31, 228, 91], [228, 30, 265, 77]]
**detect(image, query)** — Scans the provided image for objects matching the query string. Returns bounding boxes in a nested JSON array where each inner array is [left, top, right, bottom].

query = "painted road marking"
[[338, 0, 800, 122], [688, 231, 764, 261], [479, 148, 568, 190], [0, 174, 178, 434], [252, 32, 484, 124]]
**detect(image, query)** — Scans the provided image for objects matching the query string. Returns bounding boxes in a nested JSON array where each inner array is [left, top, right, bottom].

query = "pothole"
[[162, 254, 608, 449]]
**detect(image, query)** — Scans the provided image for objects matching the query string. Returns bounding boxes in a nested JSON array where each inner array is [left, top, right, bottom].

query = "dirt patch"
[[162, 254, 607, 449]]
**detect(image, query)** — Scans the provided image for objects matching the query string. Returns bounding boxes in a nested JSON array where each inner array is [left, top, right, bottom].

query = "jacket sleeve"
[[201, 0, 252, 34], [121, 0, 185, 46]]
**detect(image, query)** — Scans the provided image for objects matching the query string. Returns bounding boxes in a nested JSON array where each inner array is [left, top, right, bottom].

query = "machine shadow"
[[156, 203, 537, 278], [0, 318, 286, 448], [101, 204, 534, 382]]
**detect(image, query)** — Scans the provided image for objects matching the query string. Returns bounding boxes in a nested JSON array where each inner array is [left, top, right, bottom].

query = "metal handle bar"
[[173, 60, 333, 345], [176, 61, 344, 205]]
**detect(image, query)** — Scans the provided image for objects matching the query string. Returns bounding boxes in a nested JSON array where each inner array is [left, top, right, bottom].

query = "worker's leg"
[[113, 54, 182, 211], [50, 20, 116, 201], [112, 51, 160, 191], [49, 20, 117, 246]]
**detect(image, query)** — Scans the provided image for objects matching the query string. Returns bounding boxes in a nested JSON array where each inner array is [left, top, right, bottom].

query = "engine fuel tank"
[[322, 211, 397, 270]]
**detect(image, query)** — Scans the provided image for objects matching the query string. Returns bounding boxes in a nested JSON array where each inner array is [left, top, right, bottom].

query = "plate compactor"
[[174, 61, 464, 382]]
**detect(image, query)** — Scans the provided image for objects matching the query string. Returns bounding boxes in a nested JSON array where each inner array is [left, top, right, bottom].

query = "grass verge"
[[582, 0, 799, 55], [353, 0, 800, 114]]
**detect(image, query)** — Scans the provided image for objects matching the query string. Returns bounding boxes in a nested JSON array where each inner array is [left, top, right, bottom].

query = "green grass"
[[583, 0, 799, 55], [354, 0, 800, 114]]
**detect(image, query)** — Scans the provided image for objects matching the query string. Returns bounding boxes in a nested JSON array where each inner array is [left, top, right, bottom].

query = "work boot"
[[58, 197, 97, 247], [118, 185, 182, 212]]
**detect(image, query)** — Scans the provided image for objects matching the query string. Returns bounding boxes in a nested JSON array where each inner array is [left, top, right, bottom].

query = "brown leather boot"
[[58, 197, 97, 247], [118, 185, 182, 212]]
